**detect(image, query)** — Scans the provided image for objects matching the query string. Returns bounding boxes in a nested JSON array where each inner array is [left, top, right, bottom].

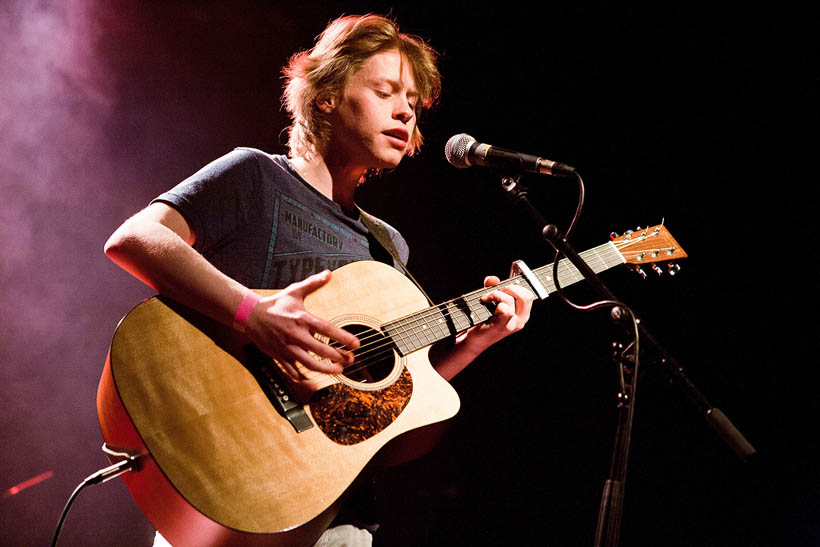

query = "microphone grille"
[[444, 133, 475, 168]]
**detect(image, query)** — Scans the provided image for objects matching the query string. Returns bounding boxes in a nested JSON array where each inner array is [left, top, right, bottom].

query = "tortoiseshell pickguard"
[[309, 368, 413, 445]]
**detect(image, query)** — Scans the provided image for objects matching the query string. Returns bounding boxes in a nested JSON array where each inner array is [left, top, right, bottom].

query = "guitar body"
[[97, 260, 461, 546]]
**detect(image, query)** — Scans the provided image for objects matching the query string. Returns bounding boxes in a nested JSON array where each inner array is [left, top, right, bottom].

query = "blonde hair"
[[282, 14, 441, 159]]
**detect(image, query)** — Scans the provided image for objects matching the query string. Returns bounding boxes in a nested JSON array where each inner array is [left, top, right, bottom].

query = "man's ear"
[[316, 91, 336, 114]]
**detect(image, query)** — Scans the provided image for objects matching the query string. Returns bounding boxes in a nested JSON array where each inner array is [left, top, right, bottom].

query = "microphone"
[[445, 133, 575, 177]]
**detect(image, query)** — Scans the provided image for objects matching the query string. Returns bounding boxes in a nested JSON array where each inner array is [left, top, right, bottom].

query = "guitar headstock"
[[611, 224, 687, 277]]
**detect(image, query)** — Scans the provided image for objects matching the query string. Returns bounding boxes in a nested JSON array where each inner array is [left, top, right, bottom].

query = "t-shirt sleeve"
[[152, 148, 262, 254]]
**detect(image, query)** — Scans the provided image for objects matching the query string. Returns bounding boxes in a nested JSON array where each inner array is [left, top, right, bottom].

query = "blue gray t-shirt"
[[153, 148, 409, 289]]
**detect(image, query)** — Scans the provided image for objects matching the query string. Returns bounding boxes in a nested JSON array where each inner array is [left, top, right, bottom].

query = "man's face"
[[326, 49, 419, 172]]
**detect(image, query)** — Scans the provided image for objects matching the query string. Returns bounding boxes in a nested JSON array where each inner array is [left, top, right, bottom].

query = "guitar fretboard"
[[382, 241, 625, 356]]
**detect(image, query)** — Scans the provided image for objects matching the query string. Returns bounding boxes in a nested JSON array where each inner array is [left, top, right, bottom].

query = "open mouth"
[[383, 129, 409, 145]]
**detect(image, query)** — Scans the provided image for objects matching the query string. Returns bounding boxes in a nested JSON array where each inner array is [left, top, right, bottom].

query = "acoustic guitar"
[[97, 224, 685, 546]]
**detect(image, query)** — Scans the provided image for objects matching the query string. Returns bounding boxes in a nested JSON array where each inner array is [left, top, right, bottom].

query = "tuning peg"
[[667, 263, 681, 276], [651, 264, 663, 276], [632, 266, 647, 280]]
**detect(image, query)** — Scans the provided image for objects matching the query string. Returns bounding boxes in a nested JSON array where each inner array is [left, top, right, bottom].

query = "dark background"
[[1, 1, 816, 545]]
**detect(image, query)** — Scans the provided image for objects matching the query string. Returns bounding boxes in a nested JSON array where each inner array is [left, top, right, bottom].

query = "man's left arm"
[[430, 276, 535, 381]]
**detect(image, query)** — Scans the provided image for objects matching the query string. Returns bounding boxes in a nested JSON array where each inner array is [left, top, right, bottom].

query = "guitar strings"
[[341, 242, 636, 367], [324, 235, 672, 378], [333, 240, 641, 375], [328, 243, 622, 377]]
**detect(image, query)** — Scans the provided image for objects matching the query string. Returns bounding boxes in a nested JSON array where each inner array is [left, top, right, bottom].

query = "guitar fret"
[[384, 293, 496, 356], [384, 306, 449, 355], [426, 310, 450, 341], [529, 242, 626, 297]]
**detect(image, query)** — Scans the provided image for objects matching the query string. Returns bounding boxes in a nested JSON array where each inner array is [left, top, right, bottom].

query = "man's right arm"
[[104, 202, 359, 380]]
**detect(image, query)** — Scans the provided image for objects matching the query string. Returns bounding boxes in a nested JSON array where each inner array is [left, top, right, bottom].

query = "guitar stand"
[[496, 173, 756, 547]]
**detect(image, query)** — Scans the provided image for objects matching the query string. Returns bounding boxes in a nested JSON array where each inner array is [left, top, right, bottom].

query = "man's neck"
[[289, 152, 363, 212]]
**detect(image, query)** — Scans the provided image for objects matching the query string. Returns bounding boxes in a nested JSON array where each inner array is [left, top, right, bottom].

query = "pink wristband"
[[232, 291, 262, 332]]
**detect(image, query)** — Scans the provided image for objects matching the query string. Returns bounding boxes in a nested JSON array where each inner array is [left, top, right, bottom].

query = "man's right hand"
[[244, 270, 360, 382]]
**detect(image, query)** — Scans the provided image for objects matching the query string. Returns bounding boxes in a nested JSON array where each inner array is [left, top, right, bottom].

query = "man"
[[105, 14, 534, 546]]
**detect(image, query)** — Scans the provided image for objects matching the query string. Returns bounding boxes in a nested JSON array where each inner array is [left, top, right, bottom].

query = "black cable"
[[50, 446, 140, 547], [50, 479, 93, 547]]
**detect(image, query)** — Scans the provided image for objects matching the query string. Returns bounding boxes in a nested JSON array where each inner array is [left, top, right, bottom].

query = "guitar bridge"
[[244, 346, 314, 433]]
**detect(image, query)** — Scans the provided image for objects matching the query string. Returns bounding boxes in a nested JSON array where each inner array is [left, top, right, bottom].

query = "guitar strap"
[[357, 206, 434, 306]]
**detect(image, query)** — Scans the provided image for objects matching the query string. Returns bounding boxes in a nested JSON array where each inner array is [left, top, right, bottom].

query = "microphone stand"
[[496, 174, 756, 547]]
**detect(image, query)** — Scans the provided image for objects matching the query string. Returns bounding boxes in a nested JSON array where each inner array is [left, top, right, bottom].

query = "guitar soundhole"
[[341, 323, 396, 383]]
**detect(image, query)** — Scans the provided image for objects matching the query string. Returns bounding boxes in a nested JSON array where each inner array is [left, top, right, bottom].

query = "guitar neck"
[[382, 241, 625, 356]]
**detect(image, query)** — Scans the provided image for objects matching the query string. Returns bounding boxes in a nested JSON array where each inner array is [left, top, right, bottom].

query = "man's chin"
[[378, 151, 406, 169]]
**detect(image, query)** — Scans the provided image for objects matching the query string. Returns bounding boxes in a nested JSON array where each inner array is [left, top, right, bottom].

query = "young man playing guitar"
[[104, 14, 534, 546]]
